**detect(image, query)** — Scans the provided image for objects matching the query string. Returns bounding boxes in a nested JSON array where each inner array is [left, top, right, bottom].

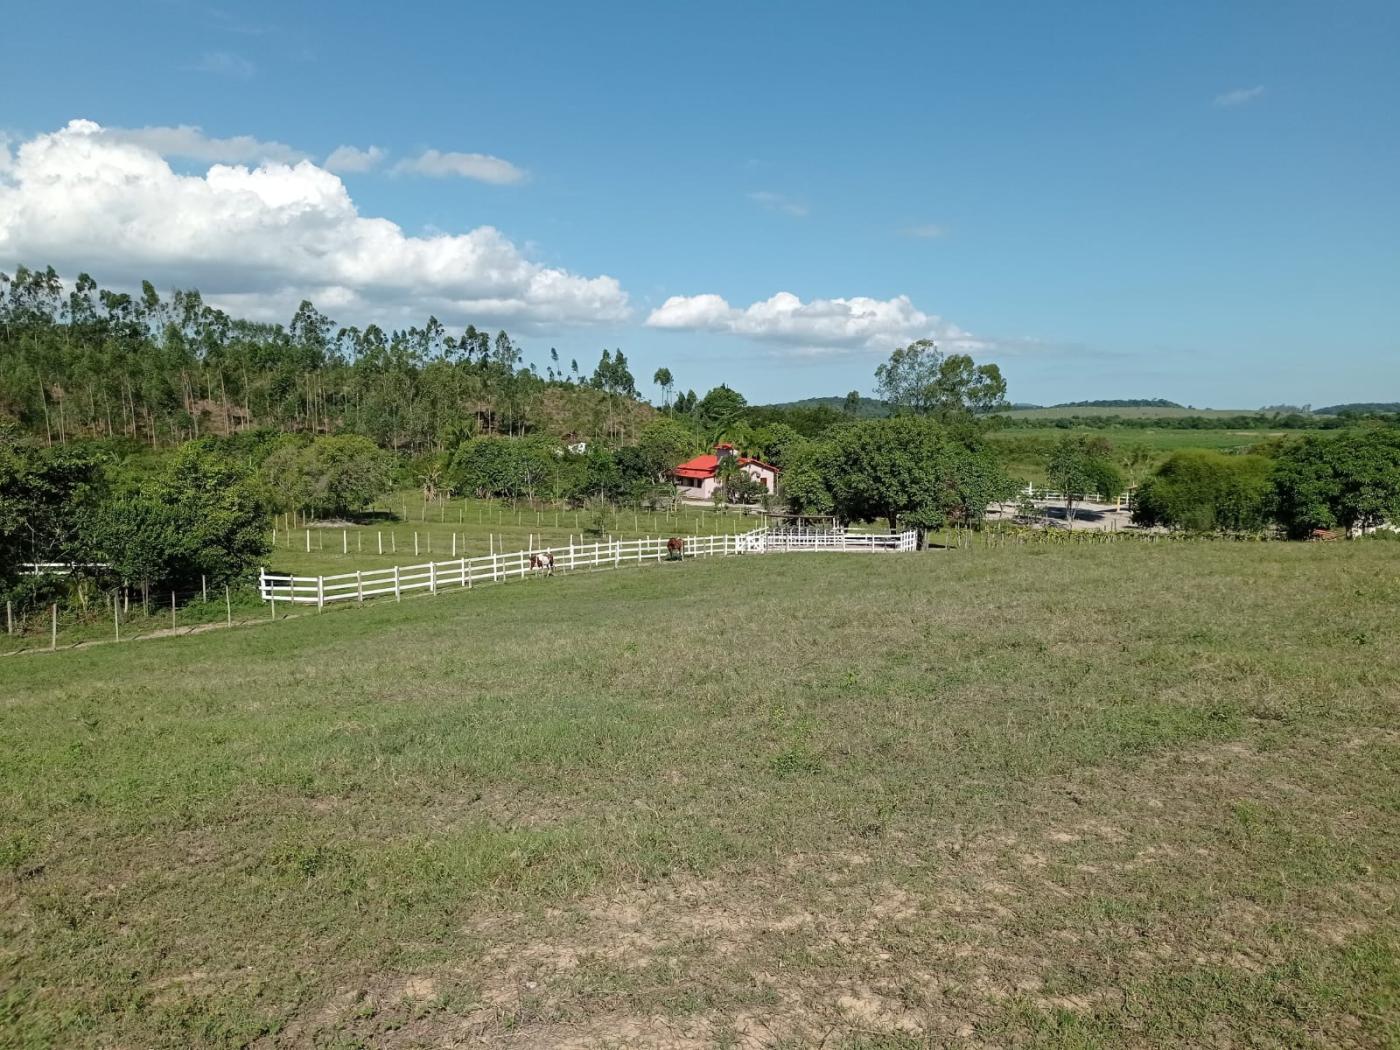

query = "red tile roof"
[[672, 450, 779, 479]]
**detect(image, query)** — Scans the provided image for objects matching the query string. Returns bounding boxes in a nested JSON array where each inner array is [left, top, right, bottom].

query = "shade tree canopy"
[[874, 339, 1007, 418]]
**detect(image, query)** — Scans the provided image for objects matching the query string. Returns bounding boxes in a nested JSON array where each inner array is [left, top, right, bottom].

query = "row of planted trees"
[[0, 265, 661, 453]]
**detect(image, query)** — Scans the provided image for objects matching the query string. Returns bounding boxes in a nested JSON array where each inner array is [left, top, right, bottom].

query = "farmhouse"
[[672, 443, 779, 501]]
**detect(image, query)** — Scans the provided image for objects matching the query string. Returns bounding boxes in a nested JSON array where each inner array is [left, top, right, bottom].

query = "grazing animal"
[[529, 551, 555, 576], [666, 537, 685, 560]]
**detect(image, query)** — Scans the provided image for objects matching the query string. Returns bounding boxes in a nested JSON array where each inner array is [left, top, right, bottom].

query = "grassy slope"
[[2, 544, 1398, 1048]]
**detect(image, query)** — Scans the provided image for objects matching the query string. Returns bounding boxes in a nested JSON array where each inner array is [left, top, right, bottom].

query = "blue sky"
[[2, 0, 1397, 407]]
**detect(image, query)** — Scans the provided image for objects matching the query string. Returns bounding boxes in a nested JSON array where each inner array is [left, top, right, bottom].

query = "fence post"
[[201, 574, 207, 602], [225, 585, 232, 626], [114, 592, 121, 641], [306, 528, 311, 552], [415, 532, 420, 557], [429, 561, 437, 595], [356, 570, 364, 604], [378, 531, 383, 555], [394, 565, 401, 602], [171, 591, 176, 630], [50, 603, 57, 650], [343, 529, 348, 554], [317, 576, 324, 612], [493, 553, 500, 582], [5, 600, 10, 636], [460, 557, 468, 589]]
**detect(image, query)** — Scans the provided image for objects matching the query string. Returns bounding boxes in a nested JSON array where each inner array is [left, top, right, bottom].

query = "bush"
[[1133, 450, 1275, 533]]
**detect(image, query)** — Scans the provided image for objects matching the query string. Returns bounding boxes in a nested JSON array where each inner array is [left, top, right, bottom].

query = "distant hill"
[[1051, 398, 1184, 409], [763, 395, 890, 418], [1314, 402, 1400, 415]]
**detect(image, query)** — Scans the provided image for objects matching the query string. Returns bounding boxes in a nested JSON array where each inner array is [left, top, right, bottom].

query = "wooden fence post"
[[429, 561, 437, 595], [225, 585, 232, 626], [415, 532, 419, 557], [201, 575, 207, 602], [5, 600, 11, 636], [50, 603, 57, 650], [378, 531, 383, 555], [306, 528, 311, 552], [356, 570, 364, 604], [114, 593, 121, 641], [317, 576, 324, 612], [343, 529, 348, 554], [394, 564, 401, 602]]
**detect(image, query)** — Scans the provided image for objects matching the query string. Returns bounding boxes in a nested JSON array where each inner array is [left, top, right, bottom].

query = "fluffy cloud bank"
[[0, 120, 627, 327], [645, 291, 982, 354]]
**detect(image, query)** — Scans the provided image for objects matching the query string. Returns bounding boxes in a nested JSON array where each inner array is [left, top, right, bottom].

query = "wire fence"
[[3, 579, 260, 655]]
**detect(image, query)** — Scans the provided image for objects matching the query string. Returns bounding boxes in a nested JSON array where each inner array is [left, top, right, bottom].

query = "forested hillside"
[[0, 265, 656, 452]]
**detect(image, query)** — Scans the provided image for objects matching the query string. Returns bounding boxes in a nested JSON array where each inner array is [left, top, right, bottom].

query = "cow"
[[529, 551, 555, 576]]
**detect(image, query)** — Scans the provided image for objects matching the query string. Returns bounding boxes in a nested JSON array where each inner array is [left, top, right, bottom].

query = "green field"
[[1000, 406, 1259, 420], [3, 542, 1397, 1047], [988, 427, 1302, 486], [265, 493, 757, 577]]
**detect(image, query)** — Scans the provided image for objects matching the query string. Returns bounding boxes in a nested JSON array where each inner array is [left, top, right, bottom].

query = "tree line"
[[0, 265, 662, 453], [1132, 428, 1400, 537]]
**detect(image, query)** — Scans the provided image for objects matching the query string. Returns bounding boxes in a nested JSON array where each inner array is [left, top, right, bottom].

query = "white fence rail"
[[258, 527, 918, 607], [766, 528, 918, 552]]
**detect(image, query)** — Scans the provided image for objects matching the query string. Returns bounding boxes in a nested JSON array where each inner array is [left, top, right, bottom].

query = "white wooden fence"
[[257, 526, 918, 607], [766, 528, 919, 552]]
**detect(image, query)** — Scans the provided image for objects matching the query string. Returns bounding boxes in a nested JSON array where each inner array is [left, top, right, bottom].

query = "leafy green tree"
[[1272, 428, 1400, 538], [86, 440, 271, 589], [261, 435, 394, 517], [0, 432, 101, 587], [1045, 435, 1123, 528], [697, 385, 747, 432], [638, 417, 701, 473], [1132, 451, 1274, 533], [874, 340, 1007, 418], [304, 435, 396, 516], [821, 416, 1013, 531]]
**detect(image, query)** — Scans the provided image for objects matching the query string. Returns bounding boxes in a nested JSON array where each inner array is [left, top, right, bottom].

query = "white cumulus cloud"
[[646, 291, 983, 354], [1213, 85, 1265, 107], [0, 120, 628, 328], [393, 149, 526, 184], [324, 144, 386, 173]]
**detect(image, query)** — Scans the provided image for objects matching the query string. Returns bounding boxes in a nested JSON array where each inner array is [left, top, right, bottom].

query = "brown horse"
[[529, 551, 555, 576], [666, 537, 685, 560]]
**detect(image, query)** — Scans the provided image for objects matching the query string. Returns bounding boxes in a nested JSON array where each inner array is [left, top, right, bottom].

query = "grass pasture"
[[999, 406, 1259, 420], [2, 542, 1399, 1047], [266, 494, 757, 577], [987, 427, 1303, 486]]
